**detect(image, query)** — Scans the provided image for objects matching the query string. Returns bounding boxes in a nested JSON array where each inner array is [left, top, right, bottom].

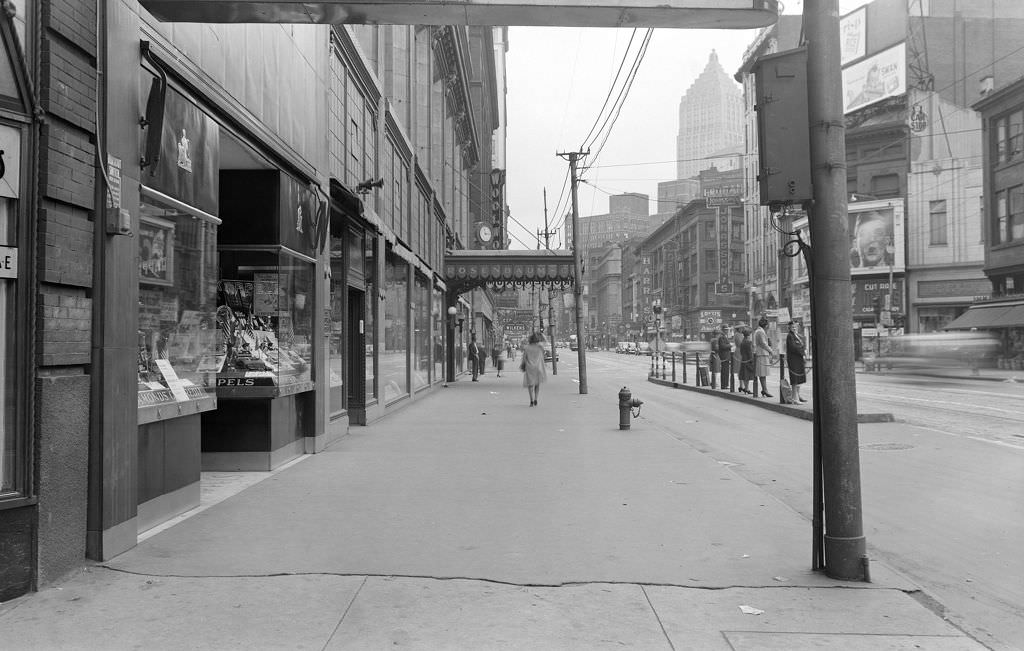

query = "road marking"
[[912, 425, 1024, 452], [859, 391, 1024, 416]]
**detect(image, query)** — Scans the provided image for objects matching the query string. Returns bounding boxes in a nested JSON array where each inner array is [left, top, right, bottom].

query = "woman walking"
[[520, 332, 547, 406]]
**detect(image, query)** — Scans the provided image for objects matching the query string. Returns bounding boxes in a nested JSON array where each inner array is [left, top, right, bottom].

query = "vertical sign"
[[490, 168, 505, 249], [717, 207, 730, 292]]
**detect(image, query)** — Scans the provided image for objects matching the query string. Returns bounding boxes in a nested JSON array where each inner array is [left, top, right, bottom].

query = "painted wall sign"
[[0, 245, 17, 279]]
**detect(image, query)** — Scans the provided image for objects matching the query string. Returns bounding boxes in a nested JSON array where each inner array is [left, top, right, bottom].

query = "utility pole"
[[541, 188, 559, 375], [557, 150, 588, 394], [805, 1, 867, 581]]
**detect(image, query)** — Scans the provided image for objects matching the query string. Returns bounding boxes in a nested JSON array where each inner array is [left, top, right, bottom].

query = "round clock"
[[477, 223, 493, 243]]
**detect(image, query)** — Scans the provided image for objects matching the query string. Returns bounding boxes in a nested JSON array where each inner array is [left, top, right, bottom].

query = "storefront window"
[[0, 199, 18, 496], [329, 236, 345, 415], [382, 250, 408, 402], [365, 234, 376, 401], [137, 191, 219, 420], [432, 287, 444, 383], [213, 247, 314, 396], [412, 273, 430, 391]]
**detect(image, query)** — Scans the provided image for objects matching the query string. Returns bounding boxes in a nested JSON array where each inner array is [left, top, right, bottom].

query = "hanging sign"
[[0, 245, 17, 279]]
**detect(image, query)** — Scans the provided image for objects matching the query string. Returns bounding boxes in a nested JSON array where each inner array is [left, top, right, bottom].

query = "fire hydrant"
[[618, 386, 643, 430]]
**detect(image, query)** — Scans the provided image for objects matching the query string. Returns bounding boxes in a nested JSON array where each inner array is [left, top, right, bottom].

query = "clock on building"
[[477, 222, 493, 244]]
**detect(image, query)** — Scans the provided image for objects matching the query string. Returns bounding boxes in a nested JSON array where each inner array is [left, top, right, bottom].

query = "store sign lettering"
[[217, 377, 256, 386], [0, 246, 17, 279]]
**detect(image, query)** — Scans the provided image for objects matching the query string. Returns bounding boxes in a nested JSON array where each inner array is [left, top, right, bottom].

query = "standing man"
[[715, 324, 733, 390], [468, 333, 482, 381]]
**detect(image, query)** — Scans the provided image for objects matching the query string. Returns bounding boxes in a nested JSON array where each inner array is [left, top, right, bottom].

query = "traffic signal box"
[[753, 47, 812, 207]]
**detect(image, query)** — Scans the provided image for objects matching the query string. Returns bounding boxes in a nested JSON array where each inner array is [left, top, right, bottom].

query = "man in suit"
[[715, 324, 733, 390], [467, 333, 482, 381]]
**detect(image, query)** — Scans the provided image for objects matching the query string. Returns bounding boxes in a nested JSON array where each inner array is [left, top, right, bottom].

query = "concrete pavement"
[[1, 370, 986, 649]]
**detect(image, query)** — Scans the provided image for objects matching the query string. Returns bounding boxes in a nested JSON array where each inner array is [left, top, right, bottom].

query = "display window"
[[137, 189, 220, 423], [382, 249, 408, 402], [214, 246, 315, 397], [364, 233, 376, 402], [412, 273, 430, 391], [328, 235, 345, 416], [431, 286, 444, 383], [0, 197, 19, 497]]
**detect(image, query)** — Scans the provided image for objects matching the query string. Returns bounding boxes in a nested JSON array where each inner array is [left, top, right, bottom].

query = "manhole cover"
[[861, 442, 914, 451]]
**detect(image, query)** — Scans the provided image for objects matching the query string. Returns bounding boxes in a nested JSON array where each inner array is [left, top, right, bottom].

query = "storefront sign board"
[[0, 245, 17, 279]]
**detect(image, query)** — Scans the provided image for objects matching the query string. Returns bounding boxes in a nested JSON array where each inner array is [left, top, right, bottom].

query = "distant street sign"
[[645, 313, 655, 323]]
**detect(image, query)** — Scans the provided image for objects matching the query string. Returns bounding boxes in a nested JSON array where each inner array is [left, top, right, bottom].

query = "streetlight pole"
[[886, 239, 895, 335]]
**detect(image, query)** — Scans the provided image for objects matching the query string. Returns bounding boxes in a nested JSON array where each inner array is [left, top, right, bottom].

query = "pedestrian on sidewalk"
[[491, 342, 501, 371], [753, 316, 774, 398], [739, 328, 755, 394], [468, 333, 482, 381], [715, 324, 733, 390], [520, 332, 547, 406], [785, 320, 808, 403], [496, 345, 507, 377]]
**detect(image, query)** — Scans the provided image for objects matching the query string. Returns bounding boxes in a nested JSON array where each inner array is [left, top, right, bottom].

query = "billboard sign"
[[848, 200, 905, 276], [842, 43, 906, 114], [840, 6, 866, 66]]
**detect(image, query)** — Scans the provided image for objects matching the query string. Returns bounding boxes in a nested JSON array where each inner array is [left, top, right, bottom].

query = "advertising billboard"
[[840, 6, 866, 66], [842, 43, 906, 114], [848, 200, 904, 276]]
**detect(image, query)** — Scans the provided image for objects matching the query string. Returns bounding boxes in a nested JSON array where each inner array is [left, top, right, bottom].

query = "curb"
[[647, 376, 895, 423]]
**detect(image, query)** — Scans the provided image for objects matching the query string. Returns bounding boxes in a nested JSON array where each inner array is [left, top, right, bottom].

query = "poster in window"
[[139, 215, 175, 286]]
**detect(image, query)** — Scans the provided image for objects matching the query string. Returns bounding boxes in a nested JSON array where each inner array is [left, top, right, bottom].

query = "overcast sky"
[[503, 1, 863, 250]]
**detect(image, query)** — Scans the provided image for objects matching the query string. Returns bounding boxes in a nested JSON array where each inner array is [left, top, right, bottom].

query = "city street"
[[582, 349, 1024, 649]]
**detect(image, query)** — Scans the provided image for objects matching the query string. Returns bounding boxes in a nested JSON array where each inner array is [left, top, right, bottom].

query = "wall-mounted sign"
[[840, 6, 866, 66], [842, 43, 906, 114], [0, 245, 17, 279]]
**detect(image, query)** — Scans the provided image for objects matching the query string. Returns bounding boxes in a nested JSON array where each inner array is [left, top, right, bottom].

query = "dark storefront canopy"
[[444, 249, 575, 295], [945, 301, 1024, 330]]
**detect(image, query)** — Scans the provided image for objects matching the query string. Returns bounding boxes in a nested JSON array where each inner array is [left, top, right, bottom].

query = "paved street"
[[0, 354, 994, 650], [589, 349, 1024, 649]]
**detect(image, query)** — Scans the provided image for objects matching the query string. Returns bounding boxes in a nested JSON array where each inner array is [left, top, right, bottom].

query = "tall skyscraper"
[[676, 50, 744, 180]]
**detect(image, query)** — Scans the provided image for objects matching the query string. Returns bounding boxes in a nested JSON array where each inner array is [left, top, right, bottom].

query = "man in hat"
[[714, 323, 733, 390]]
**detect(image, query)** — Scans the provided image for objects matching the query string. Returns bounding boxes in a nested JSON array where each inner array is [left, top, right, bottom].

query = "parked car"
[[544, 348, 559, 362], [636, 342, 652, 356]]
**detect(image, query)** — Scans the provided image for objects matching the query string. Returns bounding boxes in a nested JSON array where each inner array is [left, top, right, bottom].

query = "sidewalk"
[[1, 372, 984, 649]]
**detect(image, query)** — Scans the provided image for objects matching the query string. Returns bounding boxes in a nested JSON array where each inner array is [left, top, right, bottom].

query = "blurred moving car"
[[636, 342, 652, 356], [866, 331, 1000, 372], [544, 348, 559, 362]]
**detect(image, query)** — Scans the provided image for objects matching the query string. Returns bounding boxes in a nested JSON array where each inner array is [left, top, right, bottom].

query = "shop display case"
[[213, 245, 315, 398], [137, 189, 220, 424]]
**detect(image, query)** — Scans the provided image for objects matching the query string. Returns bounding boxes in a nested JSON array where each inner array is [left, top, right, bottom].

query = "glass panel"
[[365, 236, 376, 401], [1010, 186, 1024, 242], [0, 199, 17, 496], [412, 274, 430, 391], [996, 118, 1007, 164], [1010, 111, 1023, 160], [329, 236, 345, 415], [432, 287, 444, 383], [382, 250, 408, 401], [996, 190, 1007, 245], [214, 248, 313, 391], [137, 194, 219, 415]]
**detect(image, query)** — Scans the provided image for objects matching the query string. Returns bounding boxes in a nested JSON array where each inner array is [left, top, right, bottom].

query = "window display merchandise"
[[137, 193, 219, 421], [214, 247, 314, 397]]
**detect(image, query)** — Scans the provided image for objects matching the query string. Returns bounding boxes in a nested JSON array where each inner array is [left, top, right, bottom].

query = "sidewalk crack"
[[640, 584, 675, 651]]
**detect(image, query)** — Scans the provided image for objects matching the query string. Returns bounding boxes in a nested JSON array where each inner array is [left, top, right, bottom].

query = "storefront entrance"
[[347, 287, 367, 424]]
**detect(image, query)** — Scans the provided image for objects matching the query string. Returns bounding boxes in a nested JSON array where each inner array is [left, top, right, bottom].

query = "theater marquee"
[[140, 0, 779, 29]]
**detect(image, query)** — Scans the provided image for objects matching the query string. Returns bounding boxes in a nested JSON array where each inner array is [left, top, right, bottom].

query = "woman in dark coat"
[[785, 321, 808, 402], [739, 328, 756, 395]]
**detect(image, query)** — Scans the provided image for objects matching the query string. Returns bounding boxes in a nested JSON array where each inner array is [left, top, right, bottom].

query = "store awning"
[[945, 302, 1024, 329]]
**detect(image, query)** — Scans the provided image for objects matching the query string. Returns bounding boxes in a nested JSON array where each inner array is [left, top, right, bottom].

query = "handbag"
[[519, 358, 526, 372]]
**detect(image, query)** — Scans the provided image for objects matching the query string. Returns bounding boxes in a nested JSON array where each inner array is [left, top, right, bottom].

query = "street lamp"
[[885, 239, 896, 333]]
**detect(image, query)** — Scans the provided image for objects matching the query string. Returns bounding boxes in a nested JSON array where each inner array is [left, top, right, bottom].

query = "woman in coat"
[[785, 321, 808, 402], [739, 328, 756, 395], [521, 332, 548, 406], [753, 316, 773, 398]]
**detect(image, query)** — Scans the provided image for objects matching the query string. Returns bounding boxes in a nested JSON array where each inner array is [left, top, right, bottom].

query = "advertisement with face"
[[848, 202, 904, 275]]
